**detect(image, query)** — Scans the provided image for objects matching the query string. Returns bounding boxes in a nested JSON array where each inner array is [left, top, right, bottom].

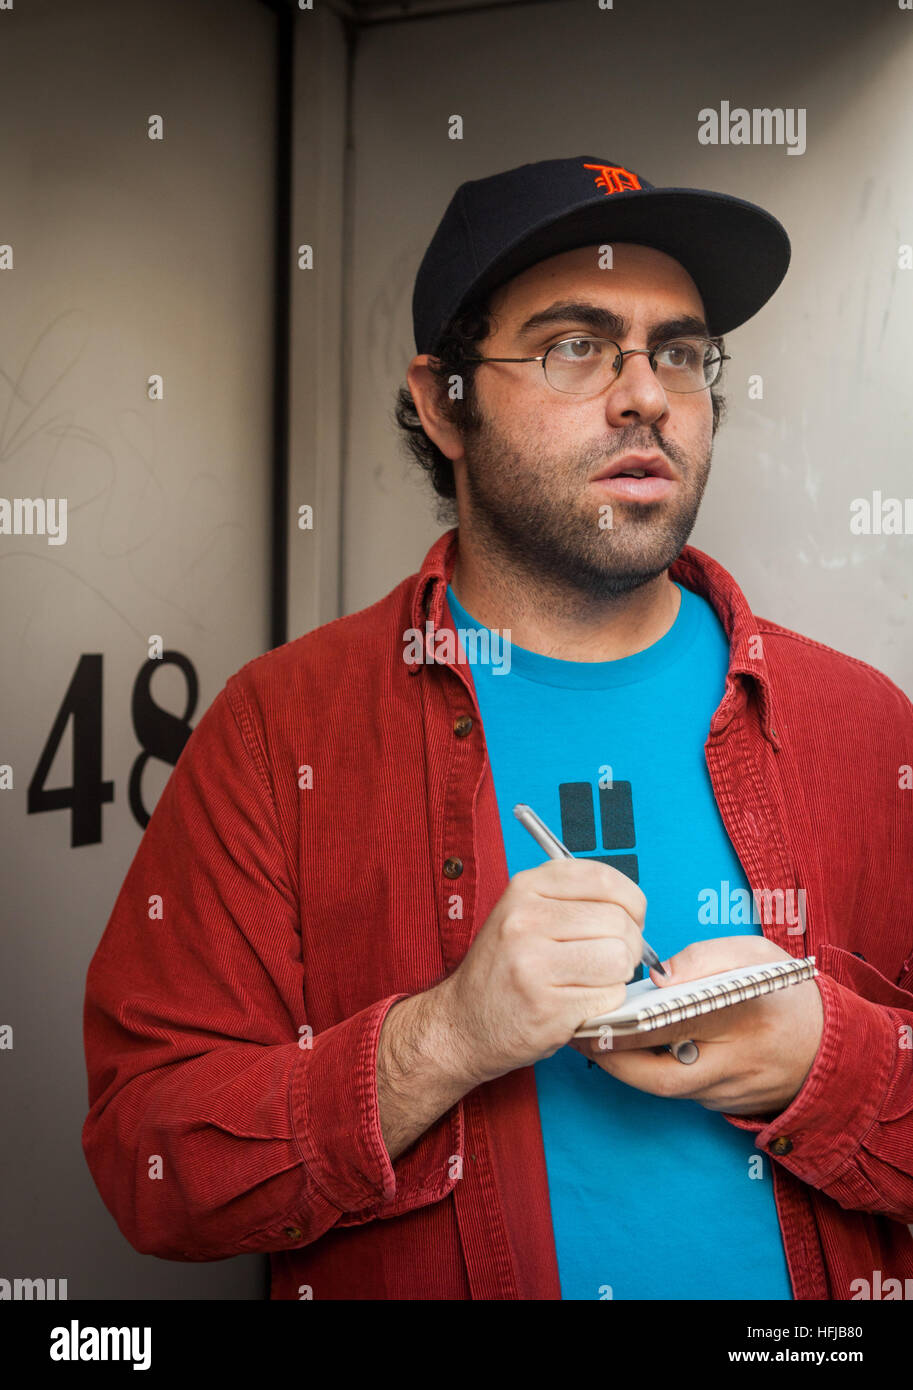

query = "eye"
[[656, 340, 702, 369], [551, 337, 603, 361]]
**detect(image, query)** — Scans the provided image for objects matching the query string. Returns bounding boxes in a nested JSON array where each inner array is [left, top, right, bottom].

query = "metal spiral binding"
[[634, 956, 817, 1028]]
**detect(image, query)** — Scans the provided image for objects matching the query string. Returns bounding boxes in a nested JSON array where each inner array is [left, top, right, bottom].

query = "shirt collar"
[[407, 526, 779, 748]]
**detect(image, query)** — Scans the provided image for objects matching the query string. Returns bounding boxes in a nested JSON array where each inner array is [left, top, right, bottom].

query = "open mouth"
[[591, 473, 675, 501], [589, 453, 677, 501]]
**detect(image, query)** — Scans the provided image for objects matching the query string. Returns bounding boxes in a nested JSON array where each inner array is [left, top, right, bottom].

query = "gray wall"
[[1, 0, 911, 1303], [287, 4, 348, 638], [0, 0, 279, 1298]]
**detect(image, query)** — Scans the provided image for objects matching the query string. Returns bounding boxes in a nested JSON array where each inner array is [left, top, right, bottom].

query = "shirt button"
[[769, 1135, 793, 1155], [453, 715, 473, 737], [284, 1226, 303, 1240], [443, 857, 464, 878]]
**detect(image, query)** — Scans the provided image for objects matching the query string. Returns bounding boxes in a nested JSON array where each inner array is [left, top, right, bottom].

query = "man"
[[83, 155, 913, 1301]]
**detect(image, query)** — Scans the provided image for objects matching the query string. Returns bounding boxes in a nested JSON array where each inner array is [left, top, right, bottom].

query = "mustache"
[[586, 437, 680, 465]]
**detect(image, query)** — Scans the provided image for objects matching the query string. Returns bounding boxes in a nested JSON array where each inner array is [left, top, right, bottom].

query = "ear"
[[406, 355, 466, 463]]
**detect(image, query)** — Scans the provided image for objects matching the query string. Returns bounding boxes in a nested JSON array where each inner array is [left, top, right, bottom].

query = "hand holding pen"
[[513, 803, 667, 977], [512, 803, 698, 1063], [432, 809, 666, 1085]]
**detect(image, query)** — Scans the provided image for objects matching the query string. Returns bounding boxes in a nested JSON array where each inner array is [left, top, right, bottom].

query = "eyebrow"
[[513, 299, 711, 346]]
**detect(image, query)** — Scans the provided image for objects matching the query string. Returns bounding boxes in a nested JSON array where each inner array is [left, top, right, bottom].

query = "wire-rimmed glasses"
[[461, 334, 730, 395]]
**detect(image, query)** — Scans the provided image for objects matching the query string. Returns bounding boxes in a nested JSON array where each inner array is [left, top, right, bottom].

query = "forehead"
[[488, 243, 705, 327]]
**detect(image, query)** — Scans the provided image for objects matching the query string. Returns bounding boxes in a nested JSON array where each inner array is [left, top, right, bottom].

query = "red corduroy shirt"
[[82, 528, 913, 1300]]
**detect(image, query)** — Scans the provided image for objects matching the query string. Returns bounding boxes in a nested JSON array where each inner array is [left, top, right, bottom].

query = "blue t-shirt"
[[445, 579, 793, 1301]]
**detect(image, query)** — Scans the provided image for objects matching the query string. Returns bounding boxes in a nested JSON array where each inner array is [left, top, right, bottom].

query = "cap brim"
[[433, 188, 790, 348]]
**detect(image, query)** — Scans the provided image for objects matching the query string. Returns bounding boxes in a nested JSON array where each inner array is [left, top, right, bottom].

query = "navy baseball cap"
[[412, 155, 791, 355]]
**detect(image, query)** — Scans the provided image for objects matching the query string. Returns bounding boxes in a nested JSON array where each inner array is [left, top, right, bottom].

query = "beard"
[[458, 406, 713, 601]]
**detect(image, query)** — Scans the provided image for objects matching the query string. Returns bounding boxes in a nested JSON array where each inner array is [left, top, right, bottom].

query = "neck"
[[448, 528, 681, 662]]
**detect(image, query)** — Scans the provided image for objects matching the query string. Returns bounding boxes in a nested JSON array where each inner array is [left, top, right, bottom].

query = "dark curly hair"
[[394, 294, 728, 523], [393, 297, 492, 524]]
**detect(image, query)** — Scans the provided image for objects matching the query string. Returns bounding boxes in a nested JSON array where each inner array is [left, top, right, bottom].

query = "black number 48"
[[27, 652, 199, 847]]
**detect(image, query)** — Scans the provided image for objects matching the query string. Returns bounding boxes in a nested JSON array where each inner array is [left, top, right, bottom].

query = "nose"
[[602, 348, 669, 428]]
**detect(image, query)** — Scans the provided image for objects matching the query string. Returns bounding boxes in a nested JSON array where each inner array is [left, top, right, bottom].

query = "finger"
[[535, 898, 644, 945], [624, 1021, 710, 1049], [649, 935, 792, 986], [547, 930, 642, 985], [518, 858, 647, 925], [594, 1044, 714, 1096], [575, 1034, 668, 1057]]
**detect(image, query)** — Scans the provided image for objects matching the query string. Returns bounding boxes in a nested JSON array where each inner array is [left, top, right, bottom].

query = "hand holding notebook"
[[571, 944, 825, 1114]]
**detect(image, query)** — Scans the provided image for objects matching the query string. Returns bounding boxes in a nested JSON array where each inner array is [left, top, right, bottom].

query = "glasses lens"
[[654, 338, 722, 392], [544, 337, 618, 394], [544, 336, 722, 393]]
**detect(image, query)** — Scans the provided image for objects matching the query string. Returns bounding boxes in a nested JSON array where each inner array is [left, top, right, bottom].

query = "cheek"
[[679, 399, 714, 448], [528, 402, 603, 459]]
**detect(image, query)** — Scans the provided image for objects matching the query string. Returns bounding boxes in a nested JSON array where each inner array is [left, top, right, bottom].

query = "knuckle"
[[500, 910, 527, 941], [607, 935, 634, 980], [608, 902, 633, 932], [505, 942, 538, 995], [596, 861, 647, 915], [604, 981, 627, 1012], [624, 913, 645, 950]]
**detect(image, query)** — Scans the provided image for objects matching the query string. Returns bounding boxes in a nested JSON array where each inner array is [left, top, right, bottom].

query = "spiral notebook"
[[573, 955, 818, 1038]]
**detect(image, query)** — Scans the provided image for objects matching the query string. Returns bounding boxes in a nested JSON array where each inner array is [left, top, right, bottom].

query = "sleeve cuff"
[[289, 993, 463, 1221], [722, 968, 897, 1187]]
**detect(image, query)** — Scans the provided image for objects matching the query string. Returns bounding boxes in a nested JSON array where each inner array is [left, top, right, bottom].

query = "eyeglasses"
[[461, 334, 730, 395]]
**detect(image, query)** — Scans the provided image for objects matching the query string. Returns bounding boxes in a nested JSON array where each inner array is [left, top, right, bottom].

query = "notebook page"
[[582, 959, 803, 1026]]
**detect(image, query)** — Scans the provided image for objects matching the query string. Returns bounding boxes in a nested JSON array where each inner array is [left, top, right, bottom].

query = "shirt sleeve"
[[721, 944, 913, 1223], [81, 680, 461, 1262]]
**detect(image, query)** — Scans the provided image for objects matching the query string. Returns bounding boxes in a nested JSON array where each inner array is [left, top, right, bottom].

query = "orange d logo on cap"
[[583, 163, 642, 195]]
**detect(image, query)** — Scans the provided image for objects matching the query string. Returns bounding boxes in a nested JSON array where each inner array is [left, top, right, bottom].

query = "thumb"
[[649, 953, 678, 982], [648, 939, 730, 985]]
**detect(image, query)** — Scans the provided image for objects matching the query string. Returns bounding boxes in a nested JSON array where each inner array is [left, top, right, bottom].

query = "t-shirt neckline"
[[443, 579, 702, 689]]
